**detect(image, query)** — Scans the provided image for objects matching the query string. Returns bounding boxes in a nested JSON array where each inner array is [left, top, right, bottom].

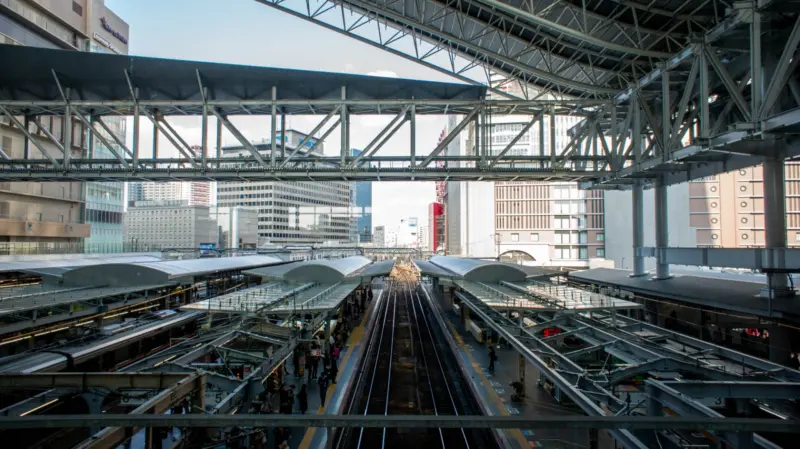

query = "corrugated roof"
[[244, 256, 372, 283], [0, 253, 163, 273], [61, 256, 285, 287], [349, 260, 395, 279], [429, 256, 528, 282], [0, 45, 486, 117], [412, 259, 456, 278]]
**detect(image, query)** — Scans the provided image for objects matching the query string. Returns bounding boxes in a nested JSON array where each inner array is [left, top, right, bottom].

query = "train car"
[[468, 320, 485, 343]]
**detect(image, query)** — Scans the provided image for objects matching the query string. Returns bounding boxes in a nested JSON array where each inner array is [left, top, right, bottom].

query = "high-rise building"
[[374, 225, 385, 247], [487, 79, 600, 267], [129, 182, 210, 207], [429, 202, 444, 252], [396, 217, 419, 247], [418, 225, 429, 250], [124, 200, 217, 249], [216, 130, 352, 245], [0, 0, 128, 255], [350, 149, 373, 243]]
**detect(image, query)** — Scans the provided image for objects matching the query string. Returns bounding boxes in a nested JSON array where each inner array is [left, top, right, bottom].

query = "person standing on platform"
[[488, 346, 498, 375], [297, 384, 308, 414], [329, 358, 339, 384], [318, 372, 330, 407]]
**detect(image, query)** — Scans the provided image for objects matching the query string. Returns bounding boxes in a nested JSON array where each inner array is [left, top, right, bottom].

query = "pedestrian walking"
[[298, 384, 308, 414], [333, 345, 341, 361], [329, 359, 339, 384], [488, 346, 498, 375], [318, 373, 330, 407]]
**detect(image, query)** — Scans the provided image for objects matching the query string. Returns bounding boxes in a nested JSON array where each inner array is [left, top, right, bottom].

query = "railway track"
[[335, 270, 495, 449]]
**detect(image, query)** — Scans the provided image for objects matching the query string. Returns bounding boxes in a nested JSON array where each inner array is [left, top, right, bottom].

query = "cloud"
[[366, 70, 398, 78]]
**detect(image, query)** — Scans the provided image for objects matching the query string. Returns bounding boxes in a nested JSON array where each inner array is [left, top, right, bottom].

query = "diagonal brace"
[[72, 113, 130, 169], [420, 106, 482, 167], [354, 116, 409, 168], [488, 112, 543, 168], [704, 48, 751, 121], [140, 109, 199, 168], [211, 109, 269, 169], [760, 15, 800, 119], [94, 117, 134, 159], [350, 105, 411, 168], [0, 106, 61, 169], [279, 106, 340, 168]]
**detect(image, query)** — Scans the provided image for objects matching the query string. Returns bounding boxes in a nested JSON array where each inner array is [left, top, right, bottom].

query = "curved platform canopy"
[[348, 259, 395, 282], [429, 256, 527, 283], [0, 253, 163, 275], [244, 256, 372, 284], [61, 256, 285, 287]]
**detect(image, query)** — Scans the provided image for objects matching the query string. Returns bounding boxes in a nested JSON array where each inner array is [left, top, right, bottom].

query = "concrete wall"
[[604, 183, 697, 271]]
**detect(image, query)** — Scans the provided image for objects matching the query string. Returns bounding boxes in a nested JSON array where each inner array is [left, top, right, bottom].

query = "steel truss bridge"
[[1, 0, 799, 185]]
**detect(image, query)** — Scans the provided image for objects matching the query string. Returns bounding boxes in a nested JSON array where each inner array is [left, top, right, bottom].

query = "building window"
[[35, 213, 42, 221], [596, 248, 605, 258], [530, 233, 539, 242], [597, 233, 605, 242], [579, 247, 588, 259], [741, 201, 748, 208], [742, 233, 749, 240], [511, 233, 519, 242], [72, 1, 83, 16], [710, 202, 718, 208], [796, 232, 800, 242], [710, 186, 717, 192], [711, 217, 719, 224], [739, 169, 747, 175], [741, 216, 748, 223], [740, 185, 747, 192], [711, 233, 719, 240]]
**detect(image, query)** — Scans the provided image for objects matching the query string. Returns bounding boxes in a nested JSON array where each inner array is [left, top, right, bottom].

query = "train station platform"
[[276, 288, 384, 449], [427, 285, 589, 449]]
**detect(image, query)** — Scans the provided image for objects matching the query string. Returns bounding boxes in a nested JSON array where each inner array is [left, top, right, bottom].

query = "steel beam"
[[1, 414, 794, 433], [0, 373, 195, 390], [760, 15, 800, 118], [279, 106, 340, 168], [660, 381, 800, 399], [489, 113, 543, 168], [71, 114, 130, 169], [420, 107, 482, 167], [141, 110, 200, 168], [94, 117, 134, 159]]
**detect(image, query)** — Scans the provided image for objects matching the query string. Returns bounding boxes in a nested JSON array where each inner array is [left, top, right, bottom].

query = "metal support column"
[[699, 51, 710, 138], [271, 86, 277, 167], [654, 177, 671, 280], [132, 89, 140, 167], [751, 9, 763, 117], [341, 86, 348, 165], [215, 114, 222, 169], [201, 88, 208, 167], [632, 102, 647, 277], [63, 88, 71, 167], [280, 109, 286, 159], [23, 116, 31, 161], [762, 150, 792, 298], [549, 106, 556, 167], [410, 104, 416, 167], [87, 115, 94, 160], [152, 118, 159, 161]]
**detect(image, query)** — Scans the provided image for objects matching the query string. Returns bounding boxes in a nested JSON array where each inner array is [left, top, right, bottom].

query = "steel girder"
[[254, 0, 719, 99], [0, 414, 796, 432], [455, 280, 800, 448]]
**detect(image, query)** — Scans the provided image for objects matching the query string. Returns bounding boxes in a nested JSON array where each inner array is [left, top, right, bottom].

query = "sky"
[[107, 0, 464, 232]]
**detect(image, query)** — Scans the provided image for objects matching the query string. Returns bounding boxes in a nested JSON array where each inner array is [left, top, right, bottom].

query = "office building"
[[373, 225, 385, 247], [0, 0, 128, 254], [350, 149, 373, 243], [604, 163, 800, 271], [129, 181, 211, 207], [396, 217, 419, 248], [418, 225, 429, 250], [216, 130, 352, 245], [210, 207, 258, 249], [124, 200, 216, 249]]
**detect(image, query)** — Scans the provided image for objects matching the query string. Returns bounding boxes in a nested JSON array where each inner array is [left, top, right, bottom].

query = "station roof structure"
[[0, 45, 487, 117], [244, 256, 372, 283], [429, 256, 528, 282], [412, 259, 457, 279], [61, 256, 285, 287], [348, 259, 395, 280], [0, 253, 163, 274], [569, 268, 798, 321]]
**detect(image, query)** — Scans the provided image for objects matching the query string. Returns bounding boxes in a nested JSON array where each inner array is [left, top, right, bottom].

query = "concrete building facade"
[[373, 225, 385, 247], [124, 200, 216, 250], [0, 0, 128, 255], [210, 207, 258, 249], [216, 130, 352, 245], [129, 181, 211, 207]]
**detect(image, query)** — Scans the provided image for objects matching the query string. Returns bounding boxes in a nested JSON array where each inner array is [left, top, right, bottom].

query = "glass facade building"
[[350, 149, 373, 243]]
